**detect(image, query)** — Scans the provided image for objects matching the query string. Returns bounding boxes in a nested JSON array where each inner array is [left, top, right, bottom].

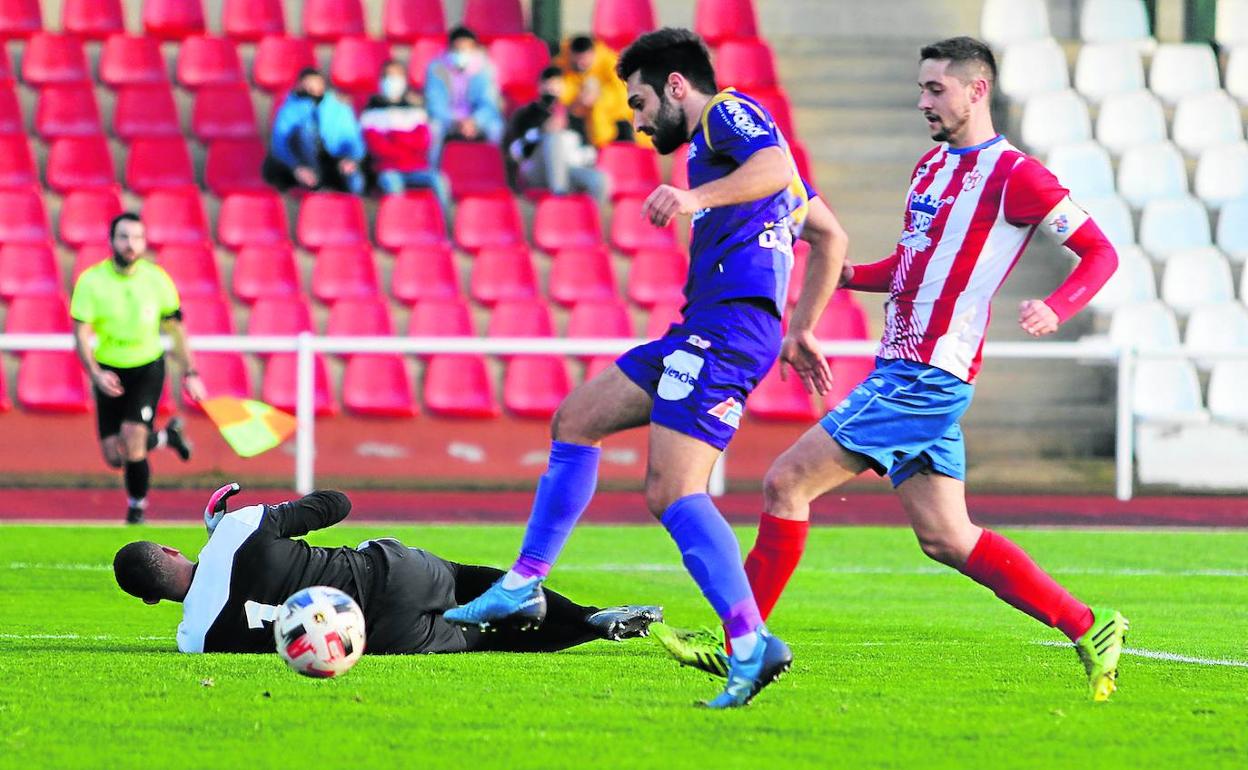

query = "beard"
[[928, 107, 969, 143], [650, 95, 688, 155]]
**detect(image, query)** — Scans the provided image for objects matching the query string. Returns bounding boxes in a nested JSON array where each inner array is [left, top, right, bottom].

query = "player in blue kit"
[[445, 28, 849, 708]]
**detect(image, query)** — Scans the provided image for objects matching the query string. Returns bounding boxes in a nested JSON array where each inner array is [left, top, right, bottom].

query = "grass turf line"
[[0, 524, 1245, 769]]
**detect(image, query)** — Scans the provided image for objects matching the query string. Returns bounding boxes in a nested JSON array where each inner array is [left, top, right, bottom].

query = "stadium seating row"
[[983, 0, 1248, 51]]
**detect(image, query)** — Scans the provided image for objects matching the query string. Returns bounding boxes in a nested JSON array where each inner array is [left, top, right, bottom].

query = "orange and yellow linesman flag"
[[200, 397, 297, 458]]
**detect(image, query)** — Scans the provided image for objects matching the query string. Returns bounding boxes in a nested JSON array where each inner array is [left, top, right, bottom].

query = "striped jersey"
[[877, 134, 1068, 382]]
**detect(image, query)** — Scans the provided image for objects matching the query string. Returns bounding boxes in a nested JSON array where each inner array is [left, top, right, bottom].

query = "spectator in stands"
[[505, 66, 608, 203], [360, 60, 452, 212], [424, 26, 505, 166], [556, 35, 637, 148], [262, 68, 366, 195]]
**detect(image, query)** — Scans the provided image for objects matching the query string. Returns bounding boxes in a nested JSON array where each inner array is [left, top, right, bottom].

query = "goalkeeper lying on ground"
[[113, 485, 661, 654]]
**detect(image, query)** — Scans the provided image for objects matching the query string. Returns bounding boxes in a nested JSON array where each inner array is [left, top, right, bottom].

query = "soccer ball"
[[274, 586, 366, 678]]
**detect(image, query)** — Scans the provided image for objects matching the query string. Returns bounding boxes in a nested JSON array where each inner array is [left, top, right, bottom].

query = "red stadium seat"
[[487, 298, 554, 338], [142, 188, 209, 248], [304, 0, 366, 42], [423, 354, 500, 418], [0, 47, 9, 83], [644, 301, 683, 337], [441, 141, 508, 200], [217, 191, 289, 250], [715, 39, 778, 90], [592, 0, 656, 52], [405, 37, 444, 91], [297, 193, 368, 251], [609, 196, 678, 254], [185, 351, 252, 410], [453, 194, 524, 253], [343, 353, 417, 417], [567, 299, 632, 377], [113, 84, 181, 140], [0, 135, 34, 187], [790, 140, 814, 188], [384, 0, 445, 42], [0, 364, 10, 412], [0, 188, 49, 245], [35, 85, 101, 139], [143, 0, 206, 41], [222, 0, 285, 42], [0, 244, 60, 300], [252, 36, 316, 94], [628, 248, 688, 308], [46, 136, 115, 193], [503, 355, 571, 418], [176, 295, 233, 336], [392, 244, 460, 305], [326, 296, 395, 338], [58, 187, 123, 248], [311, 245, 381, 303], [262, 353, 338, 416], [462, 0, 524, 42], [815, 294, 874, 407], [548, 246, 618, 307], [125, 137, 195, 194], [0, 0, 41, 39], [99, 35, 168, 88], [21, 33, 89, 86], [376, 190, 448, 252], [409, 298, 474, 338], [249, 295, 313, 337], [62, 0, 124, 40], [158, 243, 222, 299], [232, 244, 300, 303], [71, 243, 110, 282], [18, 352, 89, 413], [597, 142, 661, 200], [748, 364, 819, 422], [5, 294, 71, 333], [191, 84, 258, 141], [470, 246, 539, 306], [177, 35, 244, 89], [0, 84, 21, 134], [695, 0, 758, 47], [669, 143, 689, 189], [204, 138, 267, 195], [752, 87, 795, 139], [330, 37, 391, 97], [532, 194, 602, 254], [488, 34, 550, 110]]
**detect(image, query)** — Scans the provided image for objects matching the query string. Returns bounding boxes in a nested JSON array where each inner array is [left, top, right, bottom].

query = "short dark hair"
[[540, 65, 562, 81], [616, 27, 717, 98], [449, 25, 477, 45], [296, 66, 322, 81], [920, 36, 997, 87], [108, 212, 141, 241], [569, 35, 594, 54], [113, 542, 176, 601]]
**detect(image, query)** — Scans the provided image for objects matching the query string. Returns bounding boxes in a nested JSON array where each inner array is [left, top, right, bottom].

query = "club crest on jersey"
[[899, 191, 954, 251], [707, 397, 743, 428], [962, 169, 983, 191], [1050, 213, 1069, 236]]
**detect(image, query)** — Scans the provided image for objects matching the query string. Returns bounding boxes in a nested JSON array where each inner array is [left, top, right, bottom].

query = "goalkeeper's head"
[[113, 542, 195, 605]]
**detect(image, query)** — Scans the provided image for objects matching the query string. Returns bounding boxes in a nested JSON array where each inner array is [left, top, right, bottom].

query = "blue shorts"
[[616, 301, 782, 451], [819, 358, 974, 487]]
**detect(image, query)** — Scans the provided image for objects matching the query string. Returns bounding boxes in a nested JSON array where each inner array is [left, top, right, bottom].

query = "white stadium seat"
[[1132, 359, 1208, 422], [981, 0, 1050, 48], [1216, 197, 1248, 262], [1229, 47, 1248, 104], [1095, 90, 1166, 156], [1184, 301, 1248, 369], [1081, 195, 1135, 246], [1216, 0, 1248, 47], [1172, 91, 1244, 157], [1117, 142, 1189, 208], [999, 39, 1069, 102], [1140, 197, 1213, 261], [1149, 44, 1220, 106], [1208, 360, 1248, 423], [1047, 142, 1116, 201], [1081, 0, 1156, 50], [1195, 142, 1248, 210], [1109, 301, 1181, 349], [1161, 247, 1234, 316], [1020, 90, 1091, 154], [1074, 43, 1145, 104], [1241, 254, 1248, 300], [1087, 246, 1157, 314]]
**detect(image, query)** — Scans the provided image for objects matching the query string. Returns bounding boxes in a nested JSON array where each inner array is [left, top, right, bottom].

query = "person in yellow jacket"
[[556, 35, 652, 149]]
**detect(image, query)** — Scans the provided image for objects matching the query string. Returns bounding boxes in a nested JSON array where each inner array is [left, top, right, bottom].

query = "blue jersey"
[[684, 88, 814, 318]]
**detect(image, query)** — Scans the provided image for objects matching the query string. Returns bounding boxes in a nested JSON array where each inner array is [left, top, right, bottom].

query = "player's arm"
[[266, 490, 352, 538], [72, 320, 122, 397], [643, 146, 791, 227], [160, 314, 206, 402], [781, 196, 850, 395], [841, 252, 900, 293]]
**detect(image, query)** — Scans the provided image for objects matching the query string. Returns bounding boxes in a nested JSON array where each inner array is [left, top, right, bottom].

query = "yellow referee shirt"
[[70, 259, 181, 369]]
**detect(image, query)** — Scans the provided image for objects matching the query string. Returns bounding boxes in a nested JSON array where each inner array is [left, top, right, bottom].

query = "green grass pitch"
[[1, 523, 1245, 769]]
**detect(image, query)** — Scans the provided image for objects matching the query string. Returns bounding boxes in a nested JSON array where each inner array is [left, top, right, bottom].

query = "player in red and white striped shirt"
[[661, 37, 1129, 701]]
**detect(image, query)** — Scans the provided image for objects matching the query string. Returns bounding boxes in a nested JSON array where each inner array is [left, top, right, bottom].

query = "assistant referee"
[[71, 213, 206, 524]]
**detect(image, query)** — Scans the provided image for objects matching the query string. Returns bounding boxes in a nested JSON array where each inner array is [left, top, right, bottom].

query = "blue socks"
[[512, 440, 602, 577]]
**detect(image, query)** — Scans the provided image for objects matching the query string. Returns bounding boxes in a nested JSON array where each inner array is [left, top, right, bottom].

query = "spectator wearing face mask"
[[504, 66, 608, 203], [424, 26, 505, 166], [556, 35, 639, 149], [360, 60, 452, 212], [262, 68, 367, 194]]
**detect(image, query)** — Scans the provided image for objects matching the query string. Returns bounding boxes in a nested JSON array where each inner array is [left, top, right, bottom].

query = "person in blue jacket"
[[424, 26, 505, 168], [262, 68, 367, 194]]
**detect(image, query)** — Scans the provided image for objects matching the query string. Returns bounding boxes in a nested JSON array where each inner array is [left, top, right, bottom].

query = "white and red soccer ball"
[[274, 586, 366, 678]]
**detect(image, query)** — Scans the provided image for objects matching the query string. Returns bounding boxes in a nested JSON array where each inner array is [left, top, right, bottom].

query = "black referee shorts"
[[94, 357, 165, 440]]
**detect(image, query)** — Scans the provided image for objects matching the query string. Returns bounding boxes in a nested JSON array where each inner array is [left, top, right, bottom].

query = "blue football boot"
[[443, 576, 547, 631], [703, 628, 792, 709]]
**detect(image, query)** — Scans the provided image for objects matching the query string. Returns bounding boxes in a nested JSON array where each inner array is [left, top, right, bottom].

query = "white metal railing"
[[5, 332, 1243, 501]]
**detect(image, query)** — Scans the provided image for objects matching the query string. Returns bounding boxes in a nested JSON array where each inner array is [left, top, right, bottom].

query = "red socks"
[[744, 513, 810, 621], [961, 529, 1094, 641]]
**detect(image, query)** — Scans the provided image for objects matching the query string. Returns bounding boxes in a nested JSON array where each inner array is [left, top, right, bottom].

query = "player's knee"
[[642, 478, 689, 518], [915, 533, 966, 568], [762, 460, 811, 516], [102, 448, 124, 468], [550, 401, 593, 444]]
